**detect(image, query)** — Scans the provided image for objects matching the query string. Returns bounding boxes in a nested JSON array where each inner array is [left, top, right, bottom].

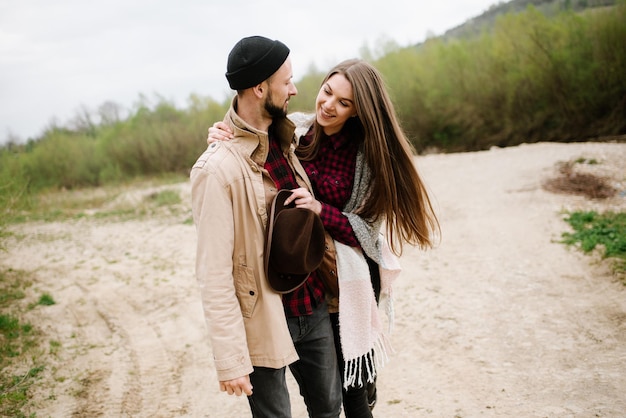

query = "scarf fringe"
[[342, 333, 393, 389]]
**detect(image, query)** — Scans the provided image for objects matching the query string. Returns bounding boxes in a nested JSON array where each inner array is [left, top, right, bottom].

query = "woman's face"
[[315, 73, 357, 136]]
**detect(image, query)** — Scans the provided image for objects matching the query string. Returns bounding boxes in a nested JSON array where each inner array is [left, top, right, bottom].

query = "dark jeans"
[[288, 299, 342, 418], [330, 312, 374, 418], [248, 366, 291, 418]]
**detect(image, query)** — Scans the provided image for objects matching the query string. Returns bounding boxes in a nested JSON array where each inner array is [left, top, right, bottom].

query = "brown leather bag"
[[317, 231, 339, 299]]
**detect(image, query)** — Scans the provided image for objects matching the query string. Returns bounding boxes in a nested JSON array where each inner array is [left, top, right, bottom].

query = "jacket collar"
[[225, 96, 297, 166]]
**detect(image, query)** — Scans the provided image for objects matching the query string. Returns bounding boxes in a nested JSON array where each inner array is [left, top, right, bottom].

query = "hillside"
[[438, 0, 617, 40]]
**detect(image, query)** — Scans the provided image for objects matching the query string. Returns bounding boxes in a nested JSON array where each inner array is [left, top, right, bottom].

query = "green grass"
[[0, 268, 52, 416], [561, 211, 626, 281], [27, 293, 56, 310], [148, 189, 182, 206], [0, 176, 189, 415], [574, 157, 599, 165], [2, 174, 189, 225]]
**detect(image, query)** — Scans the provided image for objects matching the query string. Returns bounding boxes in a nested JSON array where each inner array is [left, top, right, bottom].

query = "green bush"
[[374, 2, 626, 151], [0, 94, 228, 218]]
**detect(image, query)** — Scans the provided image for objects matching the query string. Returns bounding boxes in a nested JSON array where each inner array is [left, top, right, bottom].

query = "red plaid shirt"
[[265, 125, 325, 317], [299, 127, 360, 247]]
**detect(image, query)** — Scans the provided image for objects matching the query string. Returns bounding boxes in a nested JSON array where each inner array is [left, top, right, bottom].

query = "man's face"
[[264, 57, 297, 118], [264, 90, 287, 119]]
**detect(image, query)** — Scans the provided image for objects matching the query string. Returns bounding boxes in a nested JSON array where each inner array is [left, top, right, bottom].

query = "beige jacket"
[[190, 98, 313, 382]]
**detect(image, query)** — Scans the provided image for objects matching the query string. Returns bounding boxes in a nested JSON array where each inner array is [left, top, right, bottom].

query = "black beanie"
[[225, 36, 290, 90]]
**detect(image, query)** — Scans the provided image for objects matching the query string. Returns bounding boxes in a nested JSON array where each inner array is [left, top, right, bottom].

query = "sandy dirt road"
[[4, 141, 626, 417]]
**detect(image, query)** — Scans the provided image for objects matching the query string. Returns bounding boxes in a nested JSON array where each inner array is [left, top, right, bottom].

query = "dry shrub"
[[543, 161, 617, 199]]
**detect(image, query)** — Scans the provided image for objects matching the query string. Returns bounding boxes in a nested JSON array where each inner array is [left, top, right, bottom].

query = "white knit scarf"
[[335, 236, 402, 388]]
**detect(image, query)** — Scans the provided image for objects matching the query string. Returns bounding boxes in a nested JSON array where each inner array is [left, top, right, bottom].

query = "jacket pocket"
[[234, 264, 258, 318]]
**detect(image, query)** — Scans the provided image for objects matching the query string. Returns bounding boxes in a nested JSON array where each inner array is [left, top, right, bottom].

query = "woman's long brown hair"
[[297, 59, 440, 255]]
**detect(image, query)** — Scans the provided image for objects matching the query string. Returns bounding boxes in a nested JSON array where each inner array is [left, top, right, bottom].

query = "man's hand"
[[219, 375, 253, 396]]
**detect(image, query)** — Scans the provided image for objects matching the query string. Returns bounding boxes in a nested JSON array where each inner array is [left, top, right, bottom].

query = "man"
[[190, 36, 342, 418]]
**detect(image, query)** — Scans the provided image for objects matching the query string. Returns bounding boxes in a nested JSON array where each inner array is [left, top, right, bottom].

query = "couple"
[[190, 36, 439, 418]]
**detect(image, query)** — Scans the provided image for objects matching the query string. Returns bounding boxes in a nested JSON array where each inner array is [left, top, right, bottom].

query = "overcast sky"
[[0, 0, 498, 143]]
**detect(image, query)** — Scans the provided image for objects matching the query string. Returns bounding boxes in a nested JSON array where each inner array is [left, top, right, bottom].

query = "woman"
[[209, 59, 439, 417]]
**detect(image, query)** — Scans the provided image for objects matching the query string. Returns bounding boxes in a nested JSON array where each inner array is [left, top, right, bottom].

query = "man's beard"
[[264, 91, 287, 119]]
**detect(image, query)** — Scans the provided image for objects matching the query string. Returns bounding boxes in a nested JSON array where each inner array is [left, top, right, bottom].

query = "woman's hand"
[[207, 121, 234, 144], [284, 188, 322, 215]]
